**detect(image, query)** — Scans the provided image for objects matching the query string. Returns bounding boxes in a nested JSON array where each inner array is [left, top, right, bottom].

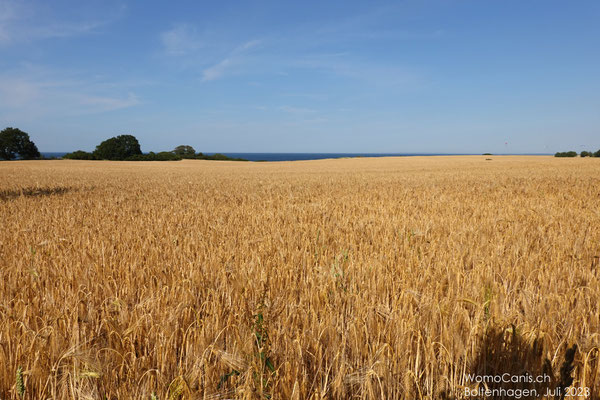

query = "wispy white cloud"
[[160, 24, 203, 56], [30, 20, 107, 40], [291, 52, 423, 87], [202, 58, 233, 82], [240, 39, 261, 50], [0, 0, 20, 44], [0, 66, 141, 118], [158, 23, 262, 82], [157, 12, 430, 88], [280, 92, 330, 101], [78, 92, 140, 113], [279, 105, 317, 114], [308, 4, 444, 44], [201, 40, 261, 82], [0, 0, 123, 45]]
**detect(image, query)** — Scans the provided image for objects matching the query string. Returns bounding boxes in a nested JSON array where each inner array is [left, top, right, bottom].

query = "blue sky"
[[1, 0, 599, 153]]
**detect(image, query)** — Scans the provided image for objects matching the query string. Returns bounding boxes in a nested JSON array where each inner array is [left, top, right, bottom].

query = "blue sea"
[[202, 153, 462, 161], [41, 152, 550, 161], [41, 152, 472, 161]]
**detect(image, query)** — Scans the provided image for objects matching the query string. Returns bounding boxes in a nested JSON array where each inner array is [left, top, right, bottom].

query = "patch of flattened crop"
[[0, 185, 93, 201]]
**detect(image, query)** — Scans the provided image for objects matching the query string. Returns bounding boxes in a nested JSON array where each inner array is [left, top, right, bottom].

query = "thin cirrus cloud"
[[78, 92, 140, 113], [279, 105, 317, 114], [0, 0, 124, 45], [159, 21, 422, 88], [160, 24, 204, 56], [0, 1, 16, 44], [201, 58, 233, 82], [290, 52, 423, 88], [0, 70, 140, 118], [200, 40, 261, 82], [159, 24, 262, 82]]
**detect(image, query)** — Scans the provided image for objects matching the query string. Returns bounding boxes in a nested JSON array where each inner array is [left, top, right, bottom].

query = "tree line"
[[2, 126, 600, 161], [555, 150, 600, 158], [0, 127, 246, 161], [63, 136, 246, 161]]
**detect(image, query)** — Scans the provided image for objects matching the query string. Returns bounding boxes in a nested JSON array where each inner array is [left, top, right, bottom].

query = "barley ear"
[[16, 366, 25, 398]]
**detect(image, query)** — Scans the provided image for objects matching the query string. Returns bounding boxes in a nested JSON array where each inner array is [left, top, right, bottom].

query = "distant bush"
[[554, 151, 577, 158], [63, 150, 98, 160], [154, 152, 181, 161], [594, 149, 600, 158], [482, 153, 492, 155], [201, 153, 247, 161], [126, 152, 181, 161], [176, 152, 247, 161], [580, 151, 592, 157], [169, 144, 248, 161]]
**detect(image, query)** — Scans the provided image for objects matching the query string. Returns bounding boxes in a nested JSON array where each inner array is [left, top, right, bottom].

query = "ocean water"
[[41, 152, 475, 161], [41, 152, 551, 161], [207, 153, 462, 161]]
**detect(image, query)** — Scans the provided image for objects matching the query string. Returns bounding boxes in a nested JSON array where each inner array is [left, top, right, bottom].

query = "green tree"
[[594, 149, 600, 158], [93, 135, 142, 160], [173, 145, 197, 158], [63, 150, 98, 160], [580, 151, 592, 157], [126, 151, 181, 161], [0, 127, 40, 160], [554, 151, 577, 158]]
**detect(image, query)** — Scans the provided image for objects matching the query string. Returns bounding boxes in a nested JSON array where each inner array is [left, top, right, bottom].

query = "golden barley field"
[[1, 156, 599, 399]]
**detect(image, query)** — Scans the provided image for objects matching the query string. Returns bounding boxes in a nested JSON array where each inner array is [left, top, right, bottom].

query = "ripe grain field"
[[1, 156, 599, 399]]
